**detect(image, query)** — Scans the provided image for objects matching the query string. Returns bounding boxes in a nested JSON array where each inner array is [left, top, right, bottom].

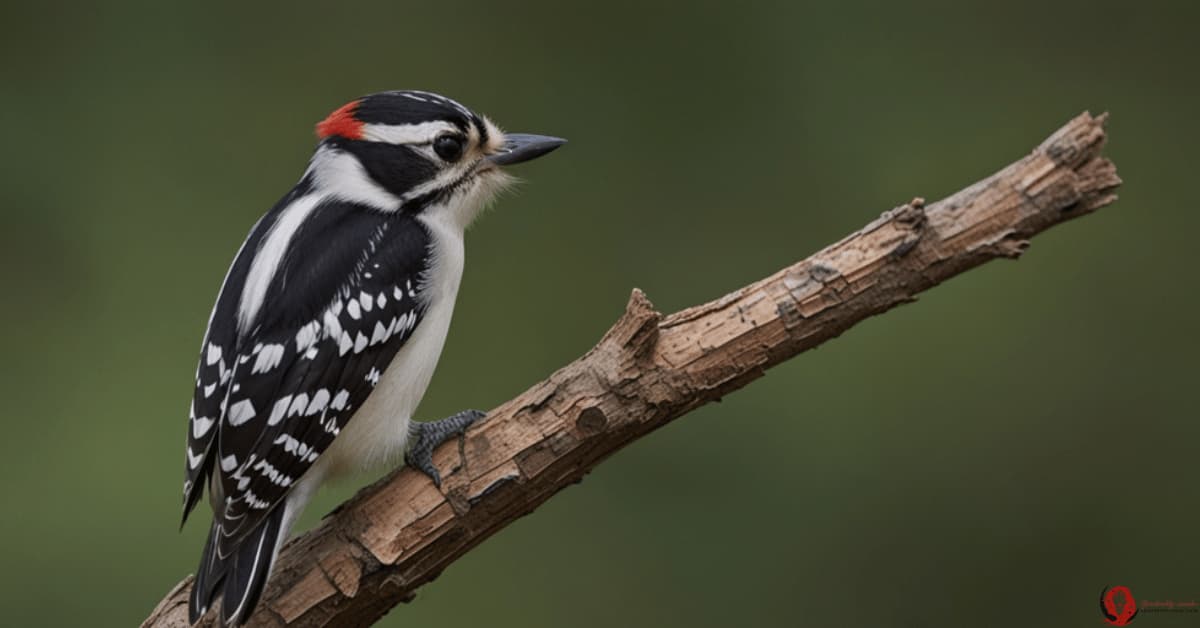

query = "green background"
[[1, 1, 1195, 626]]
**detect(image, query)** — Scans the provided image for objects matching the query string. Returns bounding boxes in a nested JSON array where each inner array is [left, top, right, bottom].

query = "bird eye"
[[433, 134, 465, 161]]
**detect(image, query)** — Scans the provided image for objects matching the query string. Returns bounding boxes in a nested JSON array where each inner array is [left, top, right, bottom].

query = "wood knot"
[[576, 406, 609, 435], [893, 199, 927, 227], [809, 263, 839, 283], [888, 198, 928, 259], [597, 288, 662, 359]]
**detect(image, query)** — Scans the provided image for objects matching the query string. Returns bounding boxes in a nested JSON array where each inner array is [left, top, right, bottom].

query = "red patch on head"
[[316, 100, 364, 140]]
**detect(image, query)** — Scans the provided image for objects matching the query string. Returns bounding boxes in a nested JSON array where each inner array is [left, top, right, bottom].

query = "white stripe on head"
[[237, 194, 324, 333], [307, 146, 402, 209], [402, 90, 474, 119], [360, 121, 459, 145]]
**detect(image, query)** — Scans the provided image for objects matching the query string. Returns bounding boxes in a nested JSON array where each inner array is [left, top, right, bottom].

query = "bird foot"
[[405, 409, 485, 487]]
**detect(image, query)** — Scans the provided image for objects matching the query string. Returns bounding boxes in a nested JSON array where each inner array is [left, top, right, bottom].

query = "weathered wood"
[[143, 112, 1120, 628]]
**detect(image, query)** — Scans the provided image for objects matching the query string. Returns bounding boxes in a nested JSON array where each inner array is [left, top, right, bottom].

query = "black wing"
[[184, 194, 431, 556], [183, 183, 309, 520]]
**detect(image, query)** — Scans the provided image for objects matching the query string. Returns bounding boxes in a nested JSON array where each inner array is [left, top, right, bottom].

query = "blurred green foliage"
[[1, 1, 1196, 626]]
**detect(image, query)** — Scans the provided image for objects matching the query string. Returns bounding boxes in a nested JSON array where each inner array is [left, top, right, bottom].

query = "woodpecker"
[[180, 90, 564, 626]]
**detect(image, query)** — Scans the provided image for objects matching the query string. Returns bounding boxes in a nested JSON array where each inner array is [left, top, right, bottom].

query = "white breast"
[[314, 211, 465, 476]]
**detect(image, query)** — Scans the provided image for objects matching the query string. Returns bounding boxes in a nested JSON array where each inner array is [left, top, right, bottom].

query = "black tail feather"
[[189, 520, 222, 624], [189, 506, 286, 626], [222, 506, 285, 626]]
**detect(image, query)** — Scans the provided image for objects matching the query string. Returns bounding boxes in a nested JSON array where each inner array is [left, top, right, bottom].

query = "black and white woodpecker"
[[179, 90, 565, 626]]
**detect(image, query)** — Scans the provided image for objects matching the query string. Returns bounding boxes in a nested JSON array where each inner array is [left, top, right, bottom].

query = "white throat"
[[425, 168, 514, 232]]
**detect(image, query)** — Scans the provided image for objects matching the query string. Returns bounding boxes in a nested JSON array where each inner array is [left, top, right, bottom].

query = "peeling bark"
[[144, 112, 1121, 628]]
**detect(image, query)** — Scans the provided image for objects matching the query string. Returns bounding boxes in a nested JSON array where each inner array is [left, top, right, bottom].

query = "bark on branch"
[[144, 112, 1121, 628]]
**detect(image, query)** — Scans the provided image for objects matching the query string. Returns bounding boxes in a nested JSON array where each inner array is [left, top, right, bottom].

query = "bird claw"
[[405, 409, 485, 487]]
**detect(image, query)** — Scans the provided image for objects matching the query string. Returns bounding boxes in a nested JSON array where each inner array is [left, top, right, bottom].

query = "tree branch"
[[144, 112, 1121, 628]]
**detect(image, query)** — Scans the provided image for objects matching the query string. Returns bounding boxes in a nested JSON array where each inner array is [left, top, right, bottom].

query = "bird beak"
[[486, 133, 567, 166]]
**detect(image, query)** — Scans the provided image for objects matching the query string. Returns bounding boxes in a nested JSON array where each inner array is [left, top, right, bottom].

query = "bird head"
[[308, 90, 565, 229]]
